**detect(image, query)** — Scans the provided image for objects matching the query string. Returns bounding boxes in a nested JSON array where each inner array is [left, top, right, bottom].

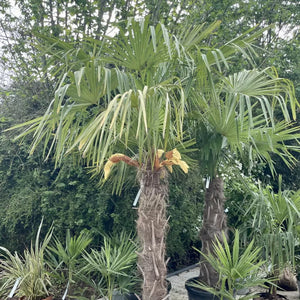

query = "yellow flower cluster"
[[158, 148, 189, 173]]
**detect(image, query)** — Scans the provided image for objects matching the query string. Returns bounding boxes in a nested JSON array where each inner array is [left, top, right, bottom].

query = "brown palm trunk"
[[137, 169, 169, 300], [199, 176, 227, 287]]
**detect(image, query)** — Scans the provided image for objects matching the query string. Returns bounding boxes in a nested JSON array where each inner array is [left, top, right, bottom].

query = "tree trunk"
[[199, 177, 227, 287], [137, 169, 169, 300]]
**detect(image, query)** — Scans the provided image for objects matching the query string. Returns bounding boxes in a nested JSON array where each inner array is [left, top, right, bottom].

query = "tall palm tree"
[[12, 18, 194, 299], [190, 67, 300, 287]]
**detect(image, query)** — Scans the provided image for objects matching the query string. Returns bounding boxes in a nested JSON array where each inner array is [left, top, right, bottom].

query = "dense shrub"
[[0, 134, 204, 271]]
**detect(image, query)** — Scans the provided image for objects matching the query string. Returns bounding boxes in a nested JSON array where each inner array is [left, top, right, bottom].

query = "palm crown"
[[191, 67, 299, 178], [15, 18, 192, 177]]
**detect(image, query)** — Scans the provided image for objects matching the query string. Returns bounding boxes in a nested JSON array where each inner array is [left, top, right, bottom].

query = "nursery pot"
[[112, 291, 138, 300], [112, 280, 171, 300], [124, 293, 139, 300], [185, 278, 220, 300]]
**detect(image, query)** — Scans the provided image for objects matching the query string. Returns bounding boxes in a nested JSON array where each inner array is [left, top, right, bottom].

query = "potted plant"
[[81, 231, 140, 300], [46, 229, 92, 298], [188, 62, 300, 290], [9, 17, 194, 299], [185, 230, 268, 300], [242, 181, 300, 298], [0, 220, 53, 300]]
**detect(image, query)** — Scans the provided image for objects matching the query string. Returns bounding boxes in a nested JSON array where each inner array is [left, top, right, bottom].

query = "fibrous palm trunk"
[[137, 169, 169, 300], [199, 176, 227, 287]]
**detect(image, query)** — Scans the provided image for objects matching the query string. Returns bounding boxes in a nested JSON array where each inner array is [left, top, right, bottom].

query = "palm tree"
[[190, 67, 300, 287], [12, 18, 194, 299]]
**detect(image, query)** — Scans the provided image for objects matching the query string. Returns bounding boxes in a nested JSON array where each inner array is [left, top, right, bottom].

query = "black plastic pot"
[[123, 293, 139, 300], [114, 279, 171, 300], [112, 292, 138, 300], [185, 278, 220, 300]]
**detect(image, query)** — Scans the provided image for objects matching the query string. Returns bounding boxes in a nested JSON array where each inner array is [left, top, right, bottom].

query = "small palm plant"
[[0, 220, 53, 300], [47, 229, 92, 298], [82, 232, 139, 300], [189, 230, 267, 300]]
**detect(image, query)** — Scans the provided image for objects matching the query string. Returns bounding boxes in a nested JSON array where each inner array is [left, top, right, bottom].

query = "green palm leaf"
[[193, 230, 266, 300]]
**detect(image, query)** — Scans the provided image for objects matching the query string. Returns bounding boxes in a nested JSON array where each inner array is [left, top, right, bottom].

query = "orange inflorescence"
[[164, 150, 173, 160], [109, 154, 125, 163], [104, 153, 139, 180], [157, 148, 189, 174]]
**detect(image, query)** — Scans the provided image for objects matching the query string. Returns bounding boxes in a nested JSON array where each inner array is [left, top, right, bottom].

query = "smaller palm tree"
[[191, 67, 300, 287]]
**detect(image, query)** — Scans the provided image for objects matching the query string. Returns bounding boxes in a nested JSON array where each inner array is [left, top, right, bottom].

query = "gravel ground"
[[167, 266, 300, 300], [167, 266, 198, 300]]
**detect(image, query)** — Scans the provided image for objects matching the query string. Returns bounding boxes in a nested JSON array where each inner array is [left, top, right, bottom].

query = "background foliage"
[[0, 0, 299, 270]]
